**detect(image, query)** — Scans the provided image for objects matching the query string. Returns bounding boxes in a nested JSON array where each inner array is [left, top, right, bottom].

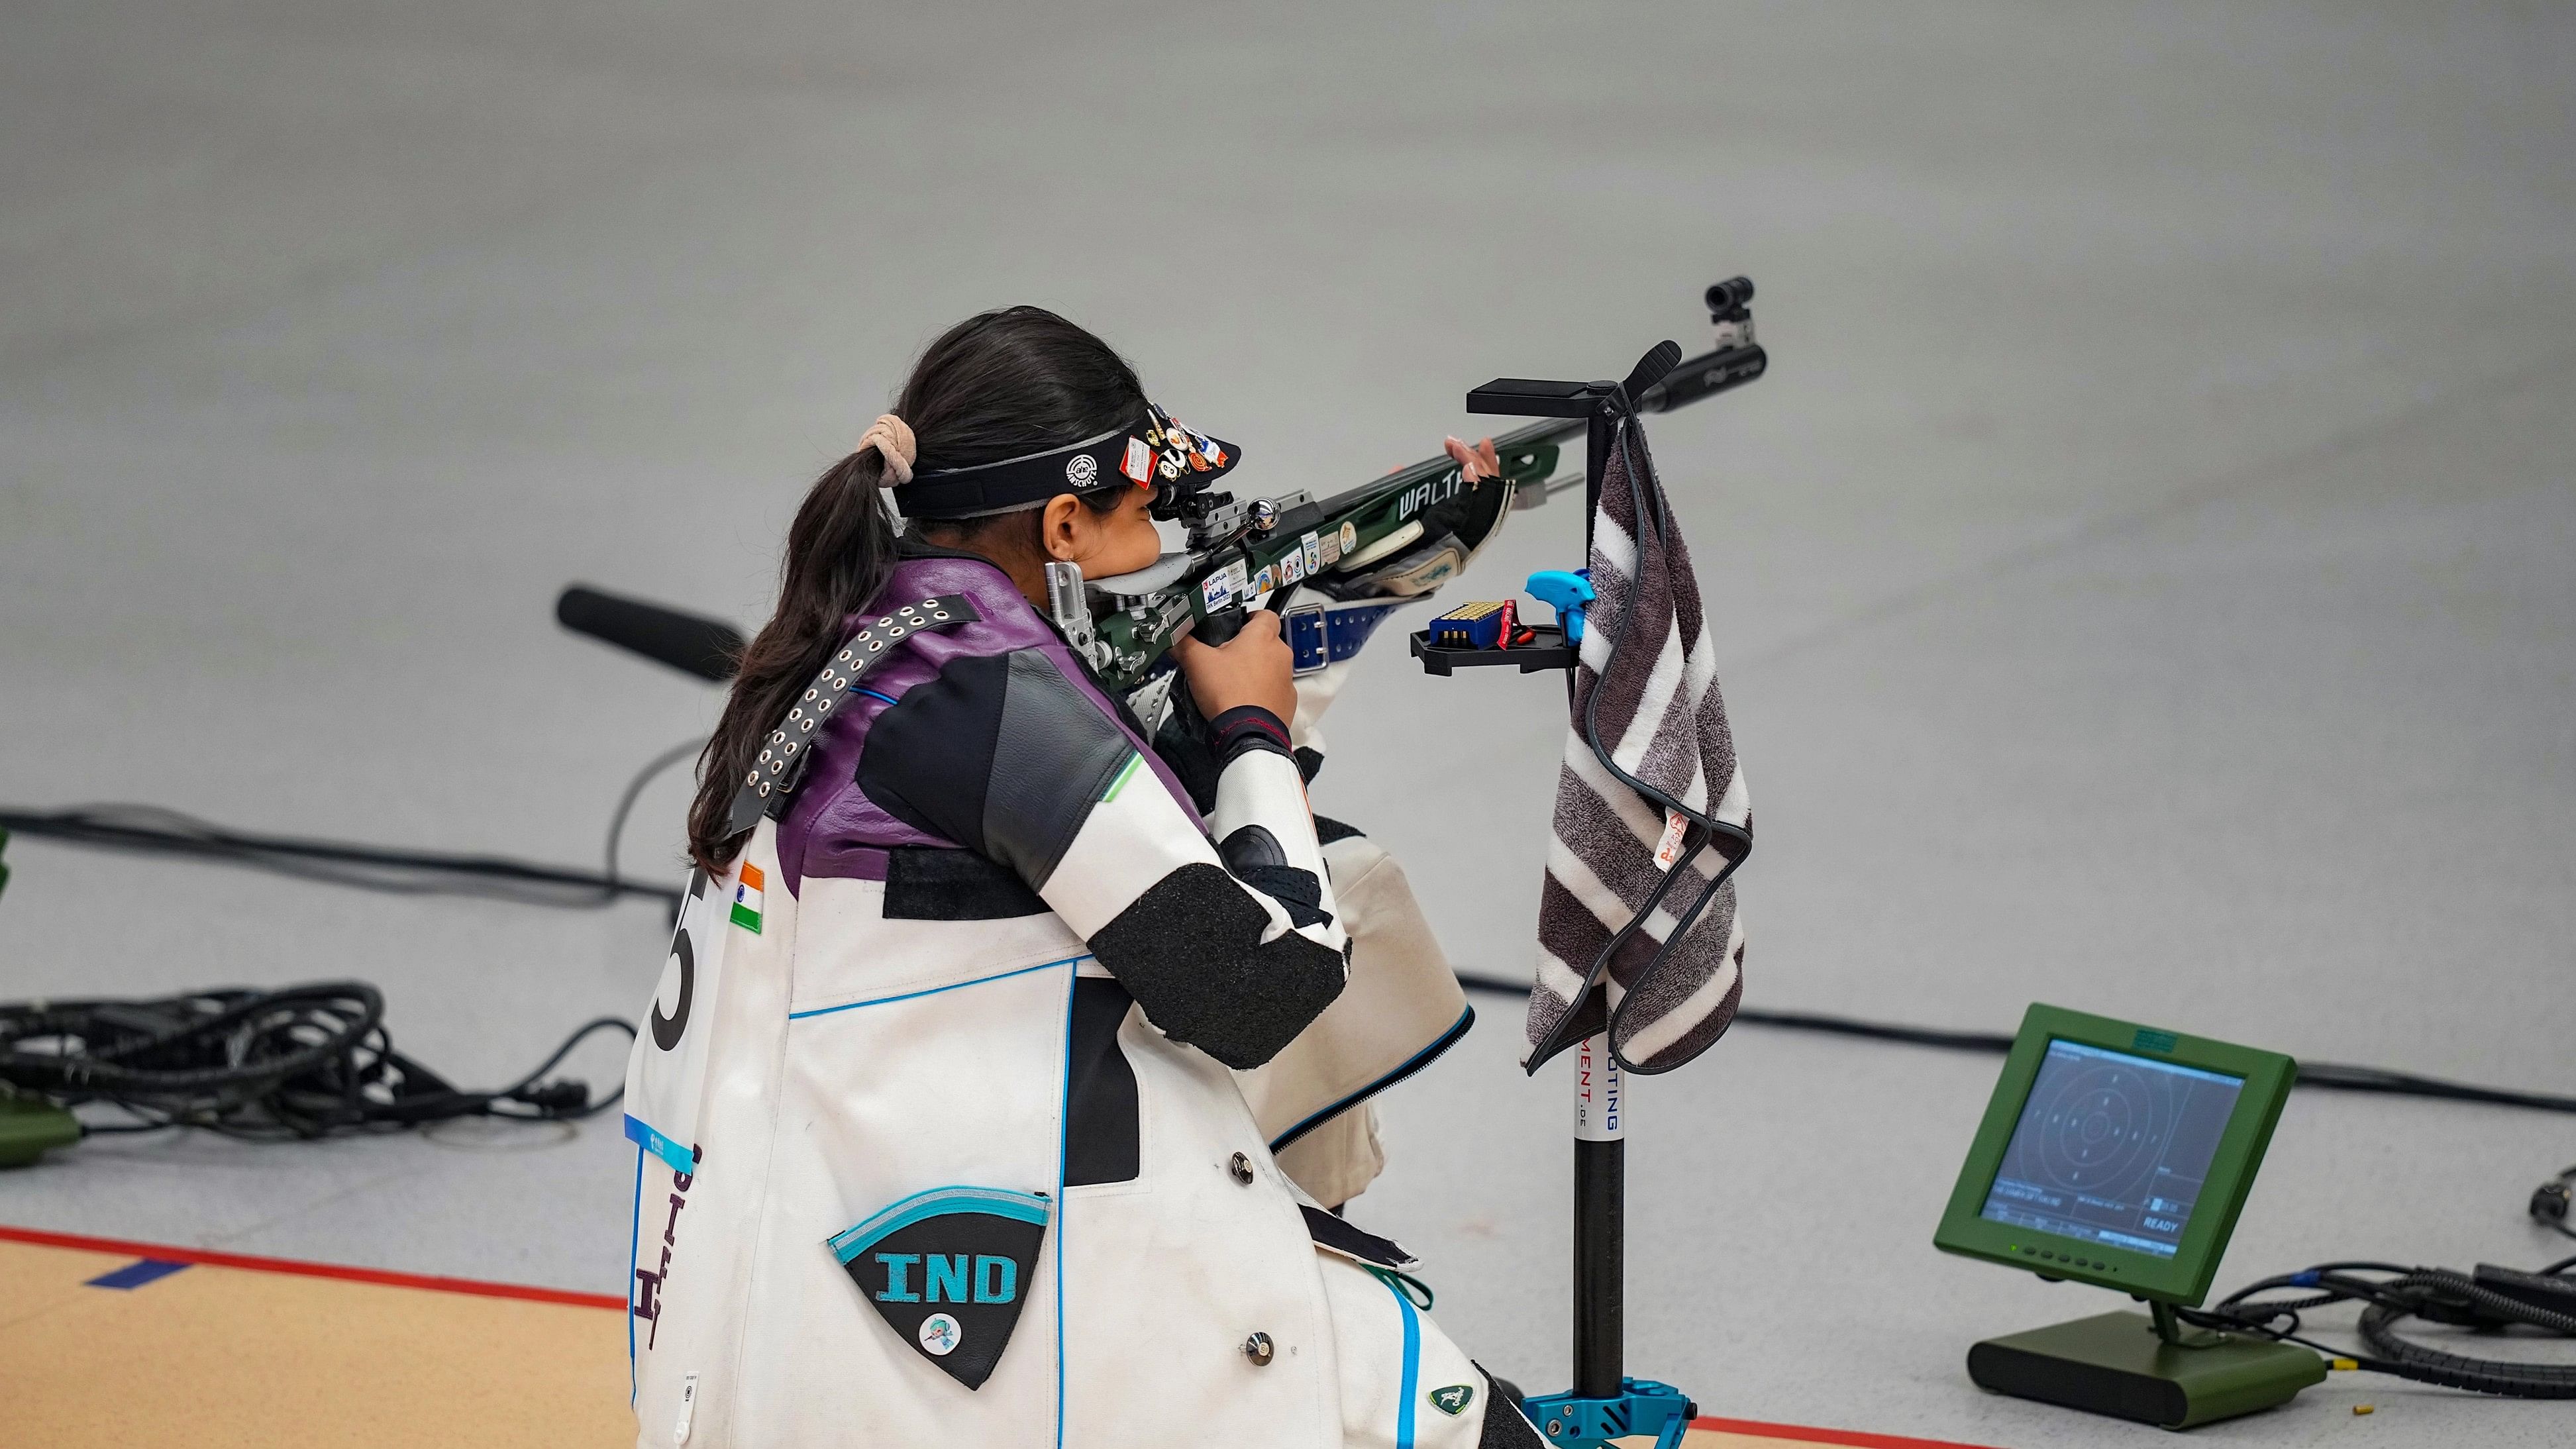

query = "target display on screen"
[[1977, 1039, 2244, 1258]]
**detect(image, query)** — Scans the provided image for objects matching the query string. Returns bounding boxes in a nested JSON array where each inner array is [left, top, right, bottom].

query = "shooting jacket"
[[623, 544, 1510, 1448]]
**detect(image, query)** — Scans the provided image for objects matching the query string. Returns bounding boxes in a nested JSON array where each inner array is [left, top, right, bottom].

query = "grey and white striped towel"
[[1525, 415, 1752, 1074]]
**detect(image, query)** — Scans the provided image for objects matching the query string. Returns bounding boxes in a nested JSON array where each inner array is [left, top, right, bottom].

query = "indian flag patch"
[[731, 862, 765, 934]]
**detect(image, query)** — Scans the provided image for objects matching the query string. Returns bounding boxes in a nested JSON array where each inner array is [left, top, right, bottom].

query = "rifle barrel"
[[1314, 342, 1765, 517]]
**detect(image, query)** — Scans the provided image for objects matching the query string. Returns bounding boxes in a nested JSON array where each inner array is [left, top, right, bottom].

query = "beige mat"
[[0, 1226, 1992, 1449], [0, 1227, 631, 1448]]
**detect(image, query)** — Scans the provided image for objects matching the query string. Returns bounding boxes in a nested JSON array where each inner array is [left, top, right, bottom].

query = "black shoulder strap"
[[721, 594, 981, 836]]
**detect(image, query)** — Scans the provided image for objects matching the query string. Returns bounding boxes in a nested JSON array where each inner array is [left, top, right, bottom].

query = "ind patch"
[[1429, 1383, 1476, 1416], [827, 1186, 1049, 1390]]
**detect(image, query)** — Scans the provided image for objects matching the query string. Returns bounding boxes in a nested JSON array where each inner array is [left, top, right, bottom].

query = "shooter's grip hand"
[[1174, 609, 1296, 724], [1445, 435, 1502, 483]]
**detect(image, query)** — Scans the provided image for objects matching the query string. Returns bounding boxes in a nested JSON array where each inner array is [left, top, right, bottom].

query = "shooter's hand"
[[1174, 609, 1296, 724], [1445, 435, 1502, 483]]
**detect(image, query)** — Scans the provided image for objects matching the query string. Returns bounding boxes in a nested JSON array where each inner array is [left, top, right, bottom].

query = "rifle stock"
[[1082, 326, 1766, 698]]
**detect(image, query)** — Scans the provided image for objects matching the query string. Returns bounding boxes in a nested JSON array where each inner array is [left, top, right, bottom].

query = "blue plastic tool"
[[1523, 1377, 1694, 1448], [1525, 569, 1595, 645]]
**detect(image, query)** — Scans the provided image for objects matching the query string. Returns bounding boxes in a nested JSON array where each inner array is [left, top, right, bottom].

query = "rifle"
[[1053, 277, 1767, 711], [555, 277, 1767, 719]]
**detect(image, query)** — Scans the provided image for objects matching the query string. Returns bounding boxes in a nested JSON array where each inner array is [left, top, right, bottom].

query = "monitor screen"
[[1977, 1039, 2245, 1258]]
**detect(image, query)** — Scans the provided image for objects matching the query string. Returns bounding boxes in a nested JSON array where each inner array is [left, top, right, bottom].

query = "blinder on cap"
[[890, 403, 1239, 519]]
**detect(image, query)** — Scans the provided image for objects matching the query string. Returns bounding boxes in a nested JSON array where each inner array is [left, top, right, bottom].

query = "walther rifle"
[[1053, 277, 1767, 717], [554, 277, 1766, 723]]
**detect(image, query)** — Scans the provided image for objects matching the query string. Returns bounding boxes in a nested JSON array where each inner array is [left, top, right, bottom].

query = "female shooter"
[[623, 307, 1539, 1447]]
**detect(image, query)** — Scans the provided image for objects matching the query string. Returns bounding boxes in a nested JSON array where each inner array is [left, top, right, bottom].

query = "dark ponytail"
[[687, 306, 1147, 870]]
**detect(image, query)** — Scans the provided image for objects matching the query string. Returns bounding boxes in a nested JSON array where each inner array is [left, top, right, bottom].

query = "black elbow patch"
[[1219, 828, 1330, 928], [1090, 863, 1345, 1070], [1233, 864, 1330, 930]]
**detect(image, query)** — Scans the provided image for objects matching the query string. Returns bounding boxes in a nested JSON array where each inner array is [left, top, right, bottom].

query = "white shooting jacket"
[[620, 550, 1506, 1448]]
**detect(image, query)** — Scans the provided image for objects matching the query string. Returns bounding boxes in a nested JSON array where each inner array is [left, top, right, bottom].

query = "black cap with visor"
[[890, 403, 1241, 521]]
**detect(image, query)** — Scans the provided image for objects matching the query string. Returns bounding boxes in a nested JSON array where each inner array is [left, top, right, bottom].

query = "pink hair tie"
[[857, 413, 916, 485]]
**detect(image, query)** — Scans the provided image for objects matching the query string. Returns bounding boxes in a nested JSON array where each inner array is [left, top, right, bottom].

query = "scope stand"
[[1410, 366, 1702, 1449]]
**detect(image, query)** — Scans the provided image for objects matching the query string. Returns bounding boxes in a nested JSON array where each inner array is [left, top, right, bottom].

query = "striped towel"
[[1525, 413, 1752, 1074]]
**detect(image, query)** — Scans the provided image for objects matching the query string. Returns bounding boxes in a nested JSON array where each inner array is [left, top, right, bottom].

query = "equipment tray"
[[1410, 625, 1576, 675]]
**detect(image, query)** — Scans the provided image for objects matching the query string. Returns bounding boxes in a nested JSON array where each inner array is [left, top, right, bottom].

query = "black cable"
[[601, 736, 706, 892], [0, 983, 632, 1140], [11, 761, 2573, 1122], [1, 734, 705, 911], [1453, 971, 2576, 1114], [0, 800, 683, 911], [2181, 1261, 2576, 1399]]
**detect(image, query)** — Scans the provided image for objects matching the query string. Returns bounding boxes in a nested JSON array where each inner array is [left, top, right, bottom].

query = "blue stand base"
[[1523, 1378, 1696, 1448]]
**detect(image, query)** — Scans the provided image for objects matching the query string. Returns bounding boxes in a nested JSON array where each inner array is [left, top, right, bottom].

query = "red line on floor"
[[1, 1229, 2002, 1447], [1692, 1415, 2004, 1449], [0, 1223, 624, 1312]]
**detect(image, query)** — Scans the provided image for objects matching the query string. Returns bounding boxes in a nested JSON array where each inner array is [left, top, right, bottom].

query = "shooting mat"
[[0, 1224, 1995, 1449]]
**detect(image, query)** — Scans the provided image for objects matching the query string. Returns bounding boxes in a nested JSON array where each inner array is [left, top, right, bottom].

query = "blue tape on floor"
[[86, 1258, 191, 1291]]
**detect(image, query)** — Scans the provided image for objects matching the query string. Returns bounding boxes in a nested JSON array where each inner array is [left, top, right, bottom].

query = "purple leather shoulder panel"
[[775, 553, 1197, 893]]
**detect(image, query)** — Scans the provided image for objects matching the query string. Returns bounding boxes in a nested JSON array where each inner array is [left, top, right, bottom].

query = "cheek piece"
[[889, 403, 1240, 522]]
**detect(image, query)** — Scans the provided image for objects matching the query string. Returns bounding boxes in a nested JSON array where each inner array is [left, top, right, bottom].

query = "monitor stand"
[[1967, 1300, 2326, 1430]]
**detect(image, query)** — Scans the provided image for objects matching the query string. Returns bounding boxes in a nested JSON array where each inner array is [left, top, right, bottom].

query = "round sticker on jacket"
[[919, 1313, 962, 1356]]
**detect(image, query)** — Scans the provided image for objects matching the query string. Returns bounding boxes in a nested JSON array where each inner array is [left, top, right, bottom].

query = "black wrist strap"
[[1209, 705, 1294, 765], [721, 595, 981, 838]]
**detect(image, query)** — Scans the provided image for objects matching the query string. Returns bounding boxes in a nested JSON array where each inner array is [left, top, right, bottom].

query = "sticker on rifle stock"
[[1202, 572, 1232, 610], [1224, 558, 1251, 601], [1302, 532, 1323, 574], [1278, 550, 1304, 585], [1337, 521, 1357, 557], [1251, 564, 1274, 595]]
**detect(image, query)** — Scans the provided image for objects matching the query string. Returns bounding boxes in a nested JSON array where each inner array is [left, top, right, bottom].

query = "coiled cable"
[[2183, 1258, 2576, 1399], [0, 981, 631, 1140]]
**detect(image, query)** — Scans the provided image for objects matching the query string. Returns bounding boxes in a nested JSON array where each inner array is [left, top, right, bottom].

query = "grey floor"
[[3, 2, 2572, 1444]]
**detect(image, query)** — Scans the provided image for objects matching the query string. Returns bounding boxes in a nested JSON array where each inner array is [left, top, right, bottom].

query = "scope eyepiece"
[[1151, 477, 1231, 525], [1705, 276, 1755, 318]]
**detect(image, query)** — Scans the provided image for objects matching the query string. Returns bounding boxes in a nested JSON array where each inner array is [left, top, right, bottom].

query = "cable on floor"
[[0, 735, 703, 912], [1451, 972, 2576, 1115], [0, 982, 631, 1140], [2181, 1258, 2576, 1399]]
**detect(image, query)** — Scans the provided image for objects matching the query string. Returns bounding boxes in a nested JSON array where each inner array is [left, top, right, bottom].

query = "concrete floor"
[[3, 1, 2572, 1444]]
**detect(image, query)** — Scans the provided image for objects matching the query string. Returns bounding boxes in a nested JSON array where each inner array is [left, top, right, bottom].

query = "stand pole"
[[1572, 1032, 1625, 1399], [1452, 317, 1763, 1444]]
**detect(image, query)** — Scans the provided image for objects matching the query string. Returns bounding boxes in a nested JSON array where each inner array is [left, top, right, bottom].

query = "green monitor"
[[1935, 1002, 2294, 1305], [1933, 1004, 2320, 1429]]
